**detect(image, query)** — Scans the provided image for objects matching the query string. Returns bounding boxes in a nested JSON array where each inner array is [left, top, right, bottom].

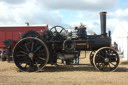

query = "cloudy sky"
[[0, 0, 128, 34]]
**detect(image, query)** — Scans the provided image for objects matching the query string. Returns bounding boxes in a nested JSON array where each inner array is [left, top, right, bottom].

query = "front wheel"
[[93, 47, 120, 72], [13, 37, 49, 72]]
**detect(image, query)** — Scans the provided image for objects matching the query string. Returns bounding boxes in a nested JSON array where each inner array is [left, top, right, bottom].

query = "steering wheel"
[[50, 26, 67, 36]]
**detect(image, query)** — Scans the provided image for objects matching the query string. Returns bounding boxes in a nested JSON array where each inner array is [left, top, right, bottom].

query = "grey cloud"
[[38, 0, 118, 10], [0, 0, 123, 32], [0, 2, 65, 26], [0, 0, 26, 4], [108, 9, 128, 21]]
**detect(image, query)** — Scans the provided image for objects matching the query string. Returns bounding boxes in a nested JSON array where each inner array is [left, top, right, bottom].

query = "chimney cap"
[[100, 12, 107, 15]]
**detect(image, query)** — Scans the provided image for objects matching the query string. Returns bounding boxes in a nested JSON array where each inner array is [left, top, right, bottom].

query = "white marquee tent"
[[112, 22, 128, 60]]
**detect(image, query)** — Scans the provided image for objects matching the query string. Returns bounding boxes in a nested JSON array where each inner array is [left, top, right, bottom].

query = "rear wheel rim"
[[13, 37, 49, 72]]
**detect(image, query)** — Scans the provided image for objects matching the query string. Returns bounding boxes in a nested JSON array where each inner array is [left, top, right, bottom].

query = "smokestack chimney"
[[100, 12, 107, 36]]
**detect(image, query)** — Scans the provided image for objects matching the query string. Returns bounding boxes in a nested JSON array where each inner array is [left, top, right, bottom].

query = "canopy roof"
[[112, 22, 128, 38]]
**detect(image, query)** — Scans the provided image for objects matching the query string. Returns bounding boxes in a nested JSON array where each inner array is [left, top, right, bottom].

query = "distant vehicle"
[[0, 26, 48, 61]]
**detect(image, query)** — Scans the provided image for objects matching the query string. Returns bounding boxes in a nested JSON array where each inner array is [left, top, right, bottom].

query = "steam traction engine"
[[13, 12, 120, 72]]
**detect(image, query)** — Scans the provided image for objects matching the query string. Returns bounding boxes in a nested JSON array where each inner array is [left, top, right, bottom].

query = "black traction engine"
[[13, 12, 120, 72]]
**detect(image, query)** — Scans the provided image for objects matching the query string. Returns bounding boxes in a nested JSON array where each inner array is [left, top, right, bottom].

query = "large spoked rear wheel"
[[13, 37, 49, 72], [93, 47, 120, 72]]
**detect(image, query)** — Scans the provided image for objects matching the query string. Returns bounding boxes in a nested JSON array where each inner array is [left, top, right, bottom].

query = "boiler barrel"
[[75, 37, 111, 51]]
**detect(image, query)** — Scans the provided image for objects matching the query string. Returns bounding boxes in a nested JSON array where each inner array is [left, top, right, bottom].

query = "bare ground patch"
[[0, 53, 128, 85]]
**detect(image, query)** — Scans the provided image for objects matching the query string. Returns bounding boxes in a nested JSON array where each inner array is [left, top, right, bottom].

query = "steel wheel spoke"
[[110, 57, 116, 59], [102, 64, 105, 70], [31, 42, 34, 51], [24, 63, 28, 68], [35, 61, 40, 70], [19, 51, 27, 55], [16, 54, 26, 57], [102, 64, 106, 70], [108, 63, 111, 70], [35, 54, 45, 56], [34, 45, 43, 53], [107, 50, 111, 57], [38, 57, 46, 61], [27, 62, 32, 72], [34, 57, 43, 64], [98, 55, 105, 59], [25, 43, 30, 52], [55, 27, 57, 32], [18, 46, 25, 51], [60, 29, 63, 33], [100, 50, 105, 57], [105, 50, 108, 58], [110, 62, 116, 67]]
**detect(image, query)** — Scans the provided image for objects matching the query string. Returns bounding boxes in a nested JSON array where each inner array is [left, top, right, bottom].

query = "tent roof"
[[112, 22, 128, 38]]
